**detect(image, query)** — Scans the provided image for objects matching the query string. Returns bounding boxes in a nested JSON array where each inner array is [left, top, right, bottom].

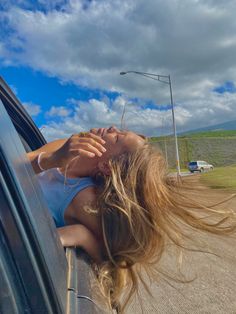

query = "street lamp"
[[120, 70, 181, 176]]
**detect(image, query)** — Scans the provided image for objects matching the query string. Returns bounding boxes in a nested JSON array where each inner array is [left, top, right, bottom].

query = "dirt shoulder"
[[181, 173, 236, 210], [127, 173, 236, 314]]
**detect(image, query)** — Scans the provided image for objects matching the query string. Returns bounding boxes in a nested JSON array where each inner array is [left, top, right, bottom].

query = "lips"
[[96, 128, 107, 137], [101, 128, 107, 137], [90, 128, 107, 138]]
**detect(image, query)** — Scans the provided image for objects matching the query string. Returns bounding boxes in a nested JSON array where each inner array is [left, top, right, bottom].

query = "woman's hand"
[[51, 132, 106, 168], [40, 132, 106, 170], [58, 224, 102, 263]]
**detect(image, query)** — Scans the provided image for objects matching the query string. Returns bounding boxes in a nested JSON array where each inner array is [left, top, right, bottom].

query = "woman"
[[27, 126, 236, 312]]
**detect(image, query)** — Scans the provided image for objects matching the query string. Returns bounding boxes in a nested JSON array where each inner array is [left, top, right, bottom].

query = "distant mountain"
[[182, 120, 236, 135]]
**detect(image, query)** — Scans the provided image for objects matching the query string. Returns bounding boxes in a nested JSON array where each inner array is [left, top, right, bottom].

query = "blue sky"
[[213, 81, 236, 94], [0, 65, 122, 126], [1, 0, 236, 140]]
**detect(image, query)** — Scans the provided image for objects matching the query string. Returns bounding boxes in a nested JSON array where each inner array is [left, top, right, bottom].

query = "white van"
[[188, 160, 214, 173]]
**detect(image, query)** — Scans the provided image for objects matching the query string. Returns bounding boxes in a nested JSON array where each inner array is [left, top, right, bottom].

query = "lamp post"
[[120, 70, 181, 176]]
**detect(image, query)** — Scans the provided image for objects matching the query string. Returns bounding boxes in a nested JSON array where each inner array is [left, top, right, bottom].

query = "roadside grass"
[[149, 130, 236, 142], [168, 168, 189, 173], [200, 165, 236, 190]]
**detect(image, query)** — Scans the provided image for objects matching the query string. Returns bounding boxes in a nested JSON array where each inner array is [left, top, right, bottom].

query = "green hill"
[[149, 129, 236, 142], [150, 130, 236, 168], [180, 130, 236, 138], [181, 119, 236, 134]]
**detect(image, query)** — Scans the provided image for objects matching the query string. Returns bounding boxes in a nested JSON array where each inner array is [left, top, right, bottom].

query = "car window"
[[0, 220, 30, 313], [19, 134, 32, 152], [0, 79, 106, 313], [0, 100, 68, 312], [0, 77, 46, 151]]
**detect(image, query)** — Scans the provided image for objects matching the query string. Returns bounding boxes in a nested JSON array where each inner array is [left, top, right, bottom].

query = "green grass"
[[200, 166, 236, 190], [168, 168, 189, 173], [149, 130, 236, 142], [180, 130, 236, 138]]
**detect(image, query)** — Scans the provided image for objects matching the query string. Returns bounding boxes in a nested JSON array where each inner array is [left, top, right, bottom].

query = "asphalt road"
[[126, 233, 236, 314], [126, 176, 236, 314]]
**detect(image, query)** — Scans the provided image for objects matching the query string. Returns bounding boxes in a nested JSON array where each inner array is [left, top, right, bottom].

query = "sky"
[[0, 0, 236, 141]]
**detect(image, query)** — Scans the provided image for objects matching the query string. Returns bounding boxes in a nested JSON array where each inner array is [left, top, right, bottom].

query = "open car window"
[[0, 77, 46, 151], [0, 77, 106, 313], [0, 99, 68, 312]]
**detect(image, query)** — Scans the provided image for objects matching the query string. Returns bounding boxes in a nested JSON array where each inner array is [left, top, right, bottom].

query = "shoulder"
[[69, 185, 101, 237], [72, 185, 97, 209]]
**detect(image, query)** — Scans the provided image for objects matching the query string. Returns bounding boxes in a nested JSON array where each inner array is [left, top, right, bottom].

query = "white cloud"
[[46, 105, 72, 117], [23, 102, 41, 116], [38, 95, 194, 141], [41, 95, 168, 141], [41, 89, 236, 141], [1, 0, 236, 135]]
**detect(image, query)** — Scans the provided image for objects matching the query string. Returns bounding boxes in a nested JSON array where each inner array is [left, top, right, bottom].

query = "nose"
[[107, 126, 119, 133]]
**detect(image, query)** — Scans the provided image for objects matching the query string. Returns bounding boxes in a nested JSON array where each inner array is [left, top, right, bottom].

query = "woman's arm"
[[58, 224, 102, 263], [26, 133, 106, 174], [27, 139, 67, 174]]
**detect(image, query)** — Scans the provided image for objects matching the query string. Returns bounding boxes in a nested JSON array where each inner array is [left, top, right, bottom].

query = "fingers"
[[75, 142, 105, 157], [78, 132, 105, 145], [69, 133, 106, 157], [68, 136, 106, 159], [70, 148, 96, 158], [66, 132, 107, 160], [78, 138, 106, 154]]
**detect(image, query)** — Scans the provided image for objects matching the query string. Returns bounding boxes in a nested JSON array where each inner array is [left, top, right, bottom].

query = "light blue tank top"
[[37, 168, 95, 227]]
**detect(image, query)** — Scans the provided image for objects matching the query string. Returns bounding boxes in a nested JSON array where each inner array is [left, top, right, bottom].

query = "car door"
[[0, 77, 104, 313]]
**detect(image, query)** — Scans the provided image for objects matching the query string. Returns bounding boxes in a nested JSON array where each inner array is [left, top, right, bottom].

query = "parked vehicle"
[[0, 76, 104, 314], [188, 160, 214, 173]]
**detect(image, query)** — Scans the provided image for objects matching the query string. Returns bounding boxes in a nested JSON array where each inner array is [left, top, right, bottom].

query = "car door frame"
[[0, 76, 106, 314]]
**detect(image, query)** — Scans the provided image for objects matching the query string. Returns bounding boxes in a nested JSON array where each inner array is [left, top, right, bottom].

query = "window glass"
[[189, 162, 197, 166]]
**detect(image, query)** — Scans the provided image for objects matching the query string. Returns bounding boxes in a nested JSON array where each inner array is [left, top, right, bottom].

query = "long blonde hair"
[[93, 143, 236, 312]]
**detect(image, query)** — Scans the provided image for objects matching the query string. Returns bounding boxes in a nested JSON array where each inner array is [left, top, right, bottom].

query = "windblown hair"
[[93, 143, 236, 312]]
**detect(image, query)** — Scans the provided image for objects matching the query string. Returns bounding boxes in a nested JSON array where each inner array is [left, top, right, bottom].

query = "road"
[[126, 175, 236, 314]]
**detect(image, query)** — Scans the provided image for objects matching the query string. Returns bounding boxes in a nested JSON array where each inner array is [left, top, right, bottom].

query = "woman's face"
[[90, 126, 145, 161]]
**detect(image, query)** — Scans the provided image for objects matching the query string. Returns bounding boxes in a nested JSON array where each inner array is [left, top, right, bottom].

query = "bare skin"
[[27, 132, 106, 174], [28, 126, 145, 263]]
